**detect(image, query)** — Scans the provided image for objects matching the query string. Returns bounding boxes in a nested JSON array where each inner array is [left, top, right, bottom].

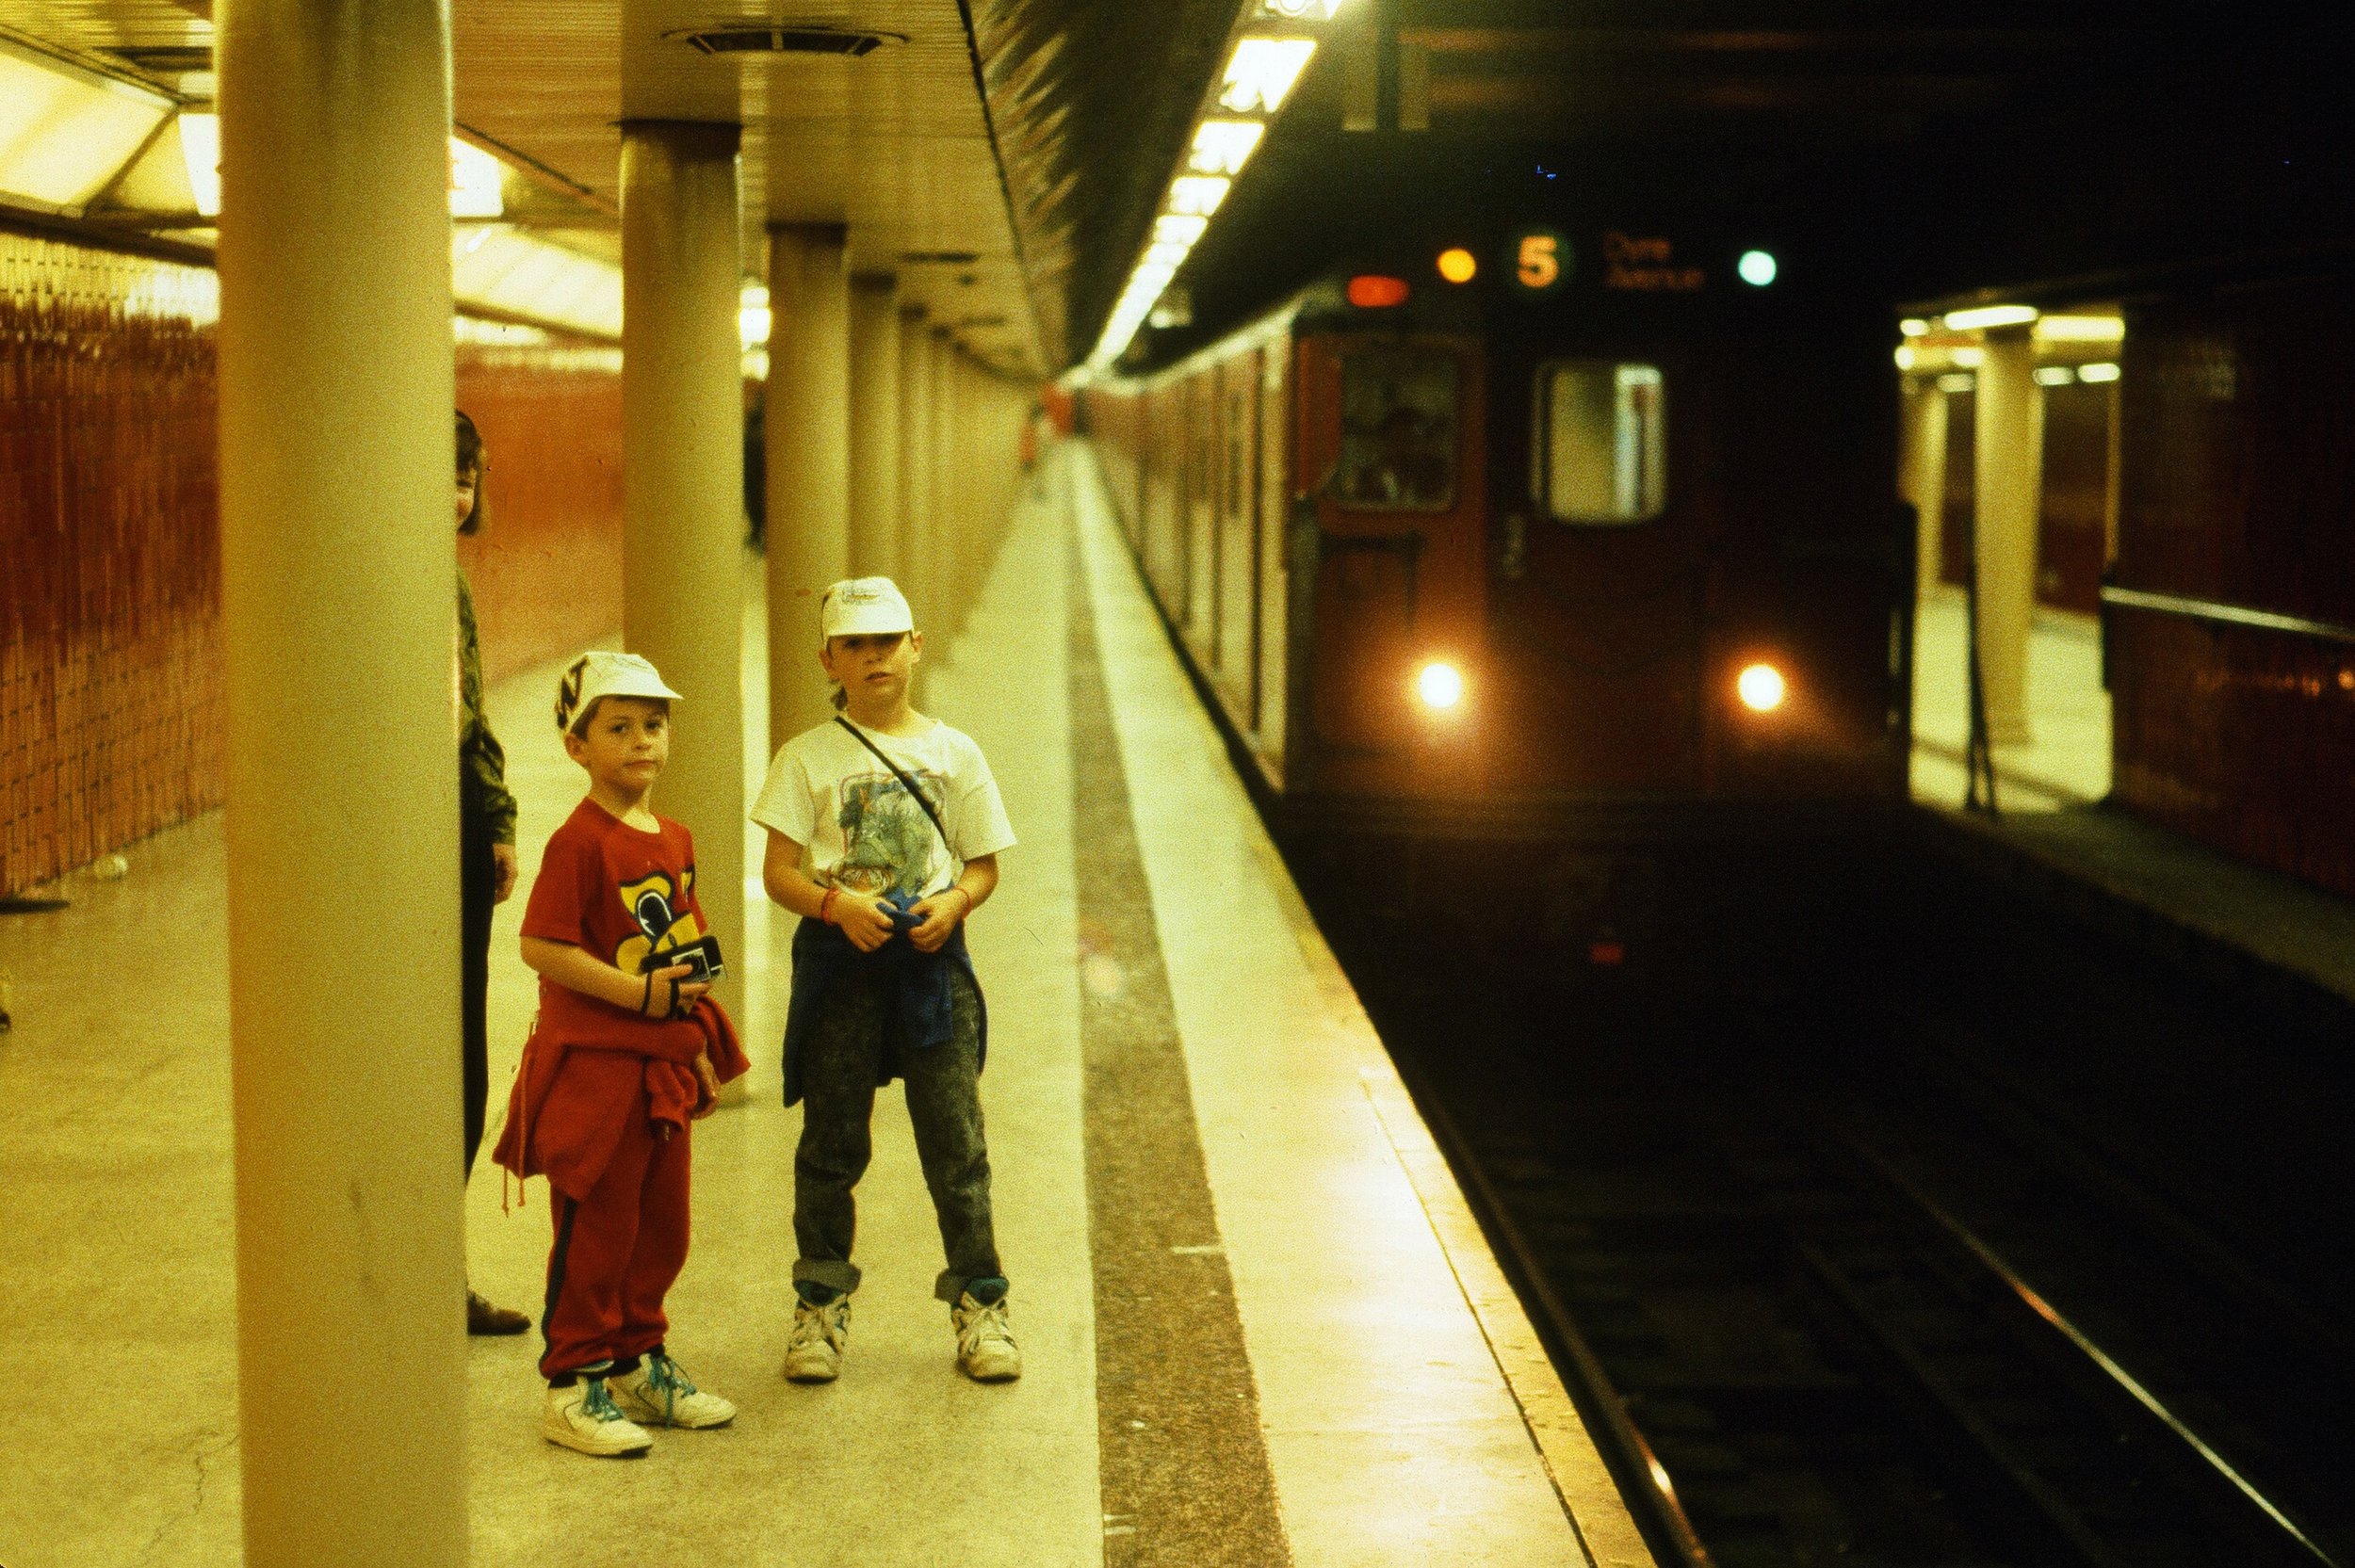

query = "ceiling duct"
[[106, 46, 213, 77], [674, 27, 902, 57]]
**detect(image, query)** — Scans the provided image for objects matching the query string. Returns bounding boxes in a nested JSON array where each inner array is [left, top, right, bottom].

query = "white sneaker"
[[952, 1290, 1022, 1382], [781, 1293, 851, 1383], [608, 1351, 736, 1430], [542, 1378, 653, 1457]]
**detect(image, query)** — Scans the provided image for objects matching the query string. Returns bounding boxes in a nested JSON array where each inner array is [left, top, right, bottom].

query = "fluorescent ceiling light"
[[451, 225, 622, 340], [1893, 347, 1917, 369], [739, 283, 771, 351], [2032, 365, 2076, 386], [2033, 314, 2125, 343], [2076, 361, 2120, 383], [1899, 317, 1931, 337], [1936, 373, 1975, 393], [1950, 347, 1986, 367], [449, 138, 506, 219], [1168, 176, 1230, 217], [1221, 39, 1317, 114], [1259, 0, 1347, 17], [1154, 214, 1210, 247], [181, 113, 507, 220], [179, 110, 219, 216], [0, 38, 173, 212], [1942, 303, 2038, 331], [1189, 121, 1266, 177]]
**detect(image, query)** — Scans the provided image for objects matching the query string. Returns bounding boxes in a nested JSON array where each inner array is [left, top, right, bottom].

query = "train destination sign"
[[1601, 231, 1705, 292]]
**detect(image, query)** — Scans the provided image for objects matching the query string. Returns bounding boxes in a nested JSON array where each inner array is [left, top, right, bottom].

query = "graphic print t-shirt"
[[750, 718, 1015, 899], [520, 798, 716, 1057]]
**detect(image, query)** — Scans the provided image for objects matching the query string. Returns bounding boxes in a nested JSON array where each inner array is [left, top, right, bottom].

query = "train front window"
[[1536, 360, 1666, 524], [1337, 349, 1457, 511]]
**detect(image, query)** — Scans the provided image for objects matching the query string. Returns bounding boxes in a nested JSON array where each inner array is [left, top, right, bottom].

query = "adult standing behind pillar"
[[455, 409, 529, 1336]]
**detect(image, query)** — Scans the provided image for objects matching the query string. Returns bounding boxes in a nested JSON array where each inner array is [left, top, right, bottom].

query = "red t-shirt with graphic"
[[521, 798, 719, 1059]]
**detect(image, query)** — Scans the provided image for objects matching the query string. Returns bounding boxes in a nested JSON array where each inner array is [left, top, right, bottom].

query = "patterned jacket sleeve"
[[457, 569, 519, 845]]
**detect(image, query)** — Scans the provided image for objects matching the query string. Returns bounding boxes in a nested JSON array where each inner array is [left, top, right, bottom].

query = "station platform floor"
[[0, 445, 1646, 1566], [1908, 589, 2110, 810]]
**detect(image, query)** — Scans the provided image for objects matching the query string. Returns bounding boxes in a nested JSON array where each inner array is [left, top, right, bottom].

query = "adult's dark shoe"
[[468, 1288, 530, 1336]]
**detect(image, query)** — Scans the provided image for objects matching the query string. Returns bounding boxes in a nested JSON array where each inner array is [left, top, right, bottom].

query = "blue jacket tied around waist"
[[782, 889, 987, 1107]]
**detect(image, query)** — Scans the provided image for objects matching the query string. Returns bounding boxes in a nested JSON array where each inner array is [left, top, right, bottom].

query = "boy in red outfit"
[[494, 650, 751, 1458]]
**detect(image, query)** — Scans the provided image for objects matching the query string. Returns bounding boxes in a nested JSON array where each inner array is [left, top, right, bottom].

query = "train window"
[[1336, 349, 1457, 510], [1535, 360, 1666, 524]]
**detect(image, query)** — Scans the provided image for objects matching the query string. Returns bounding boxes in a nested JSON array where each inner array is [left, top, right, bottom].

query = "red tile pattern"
[[2110, 277, 2355, 896], [3, 234, 627, 897], [2, 236, 220, 898], [455, 348, 625, 687]]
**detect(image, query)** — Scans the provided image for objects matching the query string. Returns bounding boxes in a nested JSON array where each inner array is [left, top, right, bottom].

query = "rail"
[[2100, 586, 2355, 647], [1842, 1136, 2345, 1568]]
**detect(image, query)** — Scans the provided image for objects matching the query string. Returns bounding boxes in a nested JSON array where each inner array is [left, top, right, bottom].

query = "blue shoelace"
[[581, 1380, 626, 1424], [642, 1353, 696, 1423]]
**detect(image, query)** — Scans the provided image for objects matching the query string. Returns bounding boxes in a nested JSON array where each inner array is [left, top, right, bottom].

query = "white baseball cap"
[[820, 576, 915, 640], [556, 650, 682, 733]]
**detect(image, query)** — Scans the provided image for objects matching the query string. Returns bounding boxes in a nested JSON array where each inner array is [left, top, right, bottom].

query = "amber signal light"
[[1347, 274, 1410, 308], [1437, 248, 1477, 283]]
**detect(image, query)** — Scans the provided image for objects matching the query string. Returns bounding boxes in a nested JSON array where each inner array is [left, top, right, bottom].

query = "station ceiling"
[[6, 2, 2347, 373]]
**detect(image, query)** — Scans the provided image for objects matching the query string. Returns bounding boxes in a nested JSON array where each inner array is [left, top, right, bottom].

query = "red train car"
[[1085, 232, 1906, 831]]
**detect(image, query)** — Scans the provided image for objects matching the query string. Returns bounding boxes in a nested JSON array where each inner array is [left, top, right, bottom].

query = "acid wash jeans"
[[791, 963, 1003, 1303]]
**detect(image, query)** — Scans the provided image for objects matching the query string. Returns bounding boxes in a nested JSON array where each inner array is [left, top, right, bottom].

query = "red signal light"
[[1347, 274, 1410, 308]]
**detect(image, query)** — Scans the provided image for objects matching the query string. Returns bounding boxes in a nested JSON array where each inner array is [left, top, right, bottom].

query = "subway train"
[[1082, 220, 1908, 834]]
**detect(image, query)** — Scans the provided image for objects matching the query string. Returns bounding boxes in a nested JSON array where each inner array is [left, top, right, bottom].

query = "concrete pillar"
[[847, 273, 902, 579], [1900, 379, 1949, 605], [929, 328, 961, 640], [214, 5, 465, 1564], [764, 222, 850, 751], [621, 121, 747, 1022], [897, 305, 934, 629], [1973, 328, 2041, 745]]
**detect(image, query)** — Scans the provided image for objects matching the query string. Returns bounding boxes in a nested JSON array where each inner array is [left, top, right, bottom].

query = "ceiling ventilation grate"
[[901, 250, 982, 265], [676, 27, 900, 57]]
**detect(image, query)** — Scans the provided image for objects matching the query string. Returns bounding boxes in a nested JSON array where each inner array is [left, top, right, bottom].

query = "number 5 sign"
[[1512, 227, 1571, 293]]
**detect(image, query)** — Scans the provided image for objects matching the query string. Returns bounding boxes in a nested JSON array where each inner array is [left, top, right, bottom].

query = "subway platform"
[[0, 447, 1647, 1567]]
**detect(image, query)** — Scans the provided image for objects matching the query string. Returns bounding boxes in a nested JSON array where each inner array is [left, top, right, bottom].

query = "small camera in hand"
[[643, 935, 724, 985]]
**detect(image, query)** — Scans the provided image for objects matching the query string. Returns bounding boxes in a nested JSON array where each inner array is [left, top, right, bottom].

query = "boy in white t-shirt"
[[751, 577, 1021, 1383]]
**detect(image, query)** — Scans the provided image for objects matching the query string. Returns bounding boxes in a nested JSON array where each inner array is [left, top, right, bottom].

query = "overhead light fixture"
[[739, 283, 772, 351], [451, 225, 623, 340], [1167, 176, 1231, 217], [1086, 8, 1345, 372], [1221, 39, 1317, 114], [1189, 120, 1266, 177], [0, 35, 174, 213], [1942, 303, 2038, 331], [2076, 361, 2120, 383], [1899, 317, 1931, 337], [1893, 346, 1917, 369], [1936, 372, 1975, 393], [2034, 314, 2125, 343], [178, 113, 507, 220], [2032, 365, 2076, 387]]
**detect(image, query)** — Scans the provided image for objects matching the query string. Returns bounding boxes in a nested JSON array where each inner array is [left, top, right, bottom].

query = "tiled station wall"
[[455, 348, 624, 687], [2108, 273, 2355, 897], [1, 231, 623, 897]]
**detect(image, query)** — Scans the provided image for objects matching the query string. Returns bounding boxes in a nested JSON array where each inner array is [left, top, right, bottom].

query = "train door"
[[1185, 375, 1218, 653], [1293, 331, 1487, 792], [1215, 350, 1262, 720], [1490, 343, 1707, 791]]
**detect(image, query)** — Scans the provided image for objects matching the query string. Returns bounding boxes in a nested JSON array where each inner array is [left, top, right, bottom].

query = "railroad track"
[[1393, 1023, 2347, 1568]]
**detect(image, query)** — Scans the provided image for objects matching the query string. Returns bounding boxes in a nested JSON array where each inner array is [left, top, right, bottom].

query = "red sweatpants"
[[539, 1112, 692, 1380]]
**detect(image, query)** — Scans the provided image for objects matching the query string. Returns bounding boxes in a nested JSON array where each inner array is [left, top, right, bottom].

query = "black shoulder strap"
[[835, 717, 951, 851]]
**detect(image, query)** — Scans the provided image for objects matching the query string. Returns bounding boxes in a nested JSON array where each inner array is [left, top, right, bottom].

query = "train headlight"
[[1736, 662, 1787, 713], [1416, 660, 1466, 711]]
